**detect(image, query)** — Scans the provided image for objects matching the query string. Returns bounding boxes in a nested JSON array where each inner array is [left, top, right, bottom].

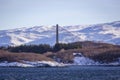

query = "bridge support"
[[56, 24, 59, 44]]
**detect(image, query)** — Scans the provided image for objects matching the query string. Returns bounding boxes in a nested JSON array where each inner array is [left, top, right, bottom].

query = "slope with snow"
[[0, 21, 120, 46], [73, 53, 120, 65]]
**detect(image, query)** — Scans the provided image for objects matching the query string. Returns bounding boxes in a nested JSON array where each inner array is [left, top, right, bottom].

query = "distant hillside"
[[0, 21, 120, 46]]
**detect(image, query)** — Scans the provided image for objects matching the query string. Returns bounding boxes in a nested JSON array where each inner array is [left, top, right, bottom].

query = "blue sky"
[[0, 0, 120, 30]]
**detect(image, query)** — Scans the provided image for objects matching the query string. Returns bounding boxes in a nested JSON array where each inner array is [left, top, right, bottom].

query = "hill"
[[44, 41, 120, 63], [0, 21, 120, 46], [0, 50, 53, 62], [0, 41, 120, 64]]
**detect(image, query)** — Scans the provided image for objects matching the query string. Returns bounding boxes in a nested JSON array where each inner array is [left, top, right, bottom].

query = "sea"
[[0, 66, 120, 80]]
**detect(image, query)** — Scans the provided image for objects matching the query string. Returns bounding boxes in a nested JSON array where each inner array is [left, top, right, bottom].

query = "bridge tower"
[[56, 24, 59, 44]]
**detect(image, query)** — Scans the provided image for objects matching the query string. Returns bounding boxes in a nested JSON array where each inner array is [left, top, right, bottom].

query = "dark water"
[[0, 66, 120, 80]]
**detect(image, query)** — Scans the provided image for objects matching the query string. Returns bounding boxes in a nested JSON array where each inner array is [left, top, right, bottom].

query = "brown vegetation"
[[0, 50, 54, 62], [0, 41, 120, 63], [45, 41, 120, 63]]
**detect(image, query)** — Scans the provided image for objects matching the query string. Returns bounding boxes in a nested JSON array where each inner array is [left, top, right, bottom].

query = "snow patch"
[[73, 53, 120, 65], [23, 61, 64, 67], [0, 61, 33, 67], [0, 61, 64, 67], [73, 53, 99, 65]]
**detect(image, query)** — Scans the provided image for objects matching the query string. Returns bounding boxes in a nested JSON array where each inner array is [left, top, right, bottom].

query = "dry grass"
[[0, 50, 54, 62]]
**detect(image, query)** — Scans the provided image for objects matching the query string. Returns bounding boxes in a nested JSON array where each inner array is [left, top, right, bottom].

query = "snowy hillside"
[[0, 21, 120, 46]]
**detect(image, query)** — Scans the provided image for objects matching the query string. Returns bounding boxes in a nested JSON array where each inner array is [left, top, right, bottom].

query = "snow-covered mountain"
[[0, 21, 120, 46]]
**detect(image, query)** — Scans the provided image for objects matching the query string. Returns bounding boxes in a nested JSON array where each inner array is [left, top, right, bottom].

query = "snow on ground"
[[0, 53, 119, 67], [73, 53, 99, 65], [23, 61, 64, 67], [0, 61, 64, 67], [73, 53, 120, 65], [0, 61, 33, 67]]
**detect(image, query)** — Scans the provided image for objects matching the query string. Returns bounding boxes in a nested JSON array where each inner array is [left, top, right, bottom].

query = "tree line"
[[0, 42, 82, 54]]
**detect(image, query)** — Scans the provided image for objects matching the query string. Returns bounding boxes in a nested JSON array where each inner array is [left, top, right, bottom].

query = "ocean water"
[[0, 66, 120, 80]]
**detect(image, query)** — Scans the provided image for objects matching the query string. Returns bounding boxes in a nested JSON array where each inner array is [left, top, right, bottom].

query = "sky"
[[0, 0, 120, 30]]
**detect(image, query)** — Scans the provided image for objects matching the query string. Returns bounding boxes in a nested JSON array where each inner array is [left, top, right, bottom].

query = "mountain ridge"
[[0, 21, 120, 46]]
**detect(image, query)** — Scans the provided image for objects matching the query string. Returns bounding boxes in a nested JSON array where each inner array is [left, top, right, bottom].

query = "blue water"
[[0, 66, 120, 80]]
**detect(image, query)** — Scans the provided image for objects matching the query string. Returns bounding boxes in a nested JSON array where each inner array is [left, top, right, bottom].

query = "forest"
[[0, 42, 82, 54]]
